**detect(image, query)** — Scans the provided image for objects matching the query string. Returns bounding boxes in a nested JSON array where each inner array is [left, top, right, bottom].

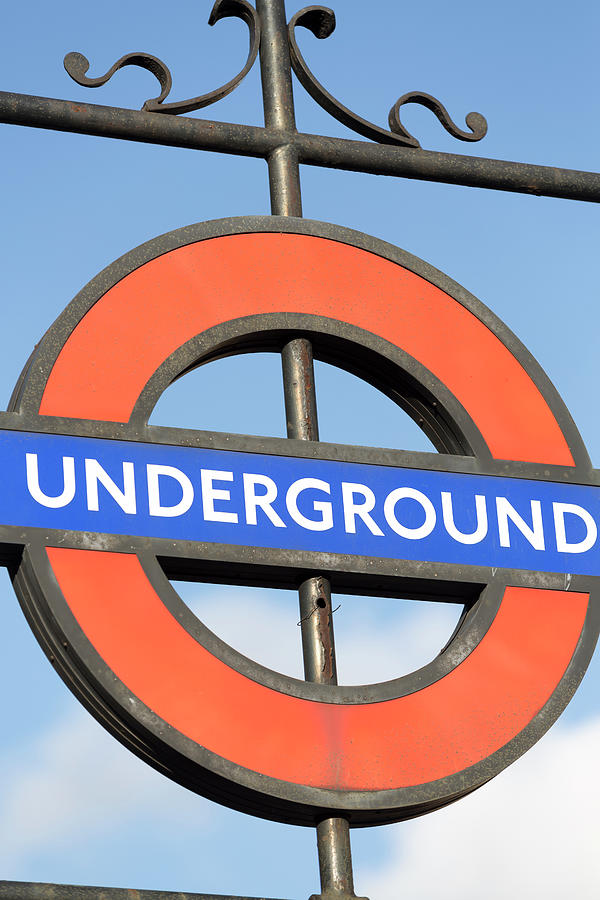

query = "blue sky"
[[1, 1, 599, 897]]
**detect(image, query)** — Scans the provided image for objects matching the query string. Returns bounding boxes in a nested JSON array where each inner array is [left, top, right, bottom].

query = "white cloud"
[[334, 599, 461, 685], [0, 707, 214, 867], [0, 583, 456, 870], [360, 714, 600, 899], [184, 584, 305, 679]]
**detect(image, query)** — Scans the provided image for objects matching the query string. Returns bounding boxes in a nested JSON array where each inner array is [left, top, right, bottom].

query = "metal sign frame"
[[3, 216, 600, 899], [1, 2, 600, 899]]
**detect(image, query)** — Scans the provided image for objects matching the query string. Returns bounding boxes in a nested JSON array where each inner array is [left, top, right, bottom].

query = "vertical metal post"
[[282, 341, 361, 900], [282, 340, 338, 686], [257, 3, 359, 897], [256, 3, 359, 898], [256, 0, 302, 216], [316, 819, 359, 900]]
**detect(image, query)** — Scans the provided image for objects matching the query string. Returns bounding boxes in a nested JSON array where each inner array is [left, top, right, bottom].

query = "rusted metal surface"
[[0, 91, 274, 155], [1, 89, 599, 202], [0, 883, 287, 900], [281, 341, 339, 685], [280, 343, 337, 686], [311, 819, 368, 900], [280, 342, 359, 895], [281, 339, 319, 442], [298, 575, 338, 684], [256, 0, 303, 215]]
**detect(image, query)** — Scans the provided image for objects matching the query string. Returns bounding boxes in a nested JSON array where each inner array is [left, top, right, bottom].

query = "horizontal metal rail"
[[0, 91, 274, 156], [0, 881, 289, 900], [1, 91, 599, 203]]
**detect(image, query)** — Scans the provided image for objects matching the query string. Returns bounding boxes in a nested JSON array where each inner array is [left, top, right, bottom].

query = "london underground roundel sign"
[[6, 217, 599, 826]]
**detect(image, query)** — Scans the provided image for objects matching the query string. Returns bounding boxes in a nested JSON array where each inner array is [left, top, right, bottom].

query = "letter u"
[[26, 453, 76, 508], [441, 491, 488, 544]]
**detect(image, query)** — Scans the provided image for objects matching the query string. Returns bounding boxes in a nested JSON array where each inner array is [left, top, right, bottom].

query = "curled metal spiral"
[[388, 93, 487, 146], [288, 5, 487, 150], [64, 0, 260, 115], [64, 51, 172, 110]]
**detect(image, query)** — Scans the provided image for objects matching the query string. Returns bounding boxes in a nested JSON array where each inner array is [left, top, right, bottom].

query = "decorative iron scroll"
[[388, 92, 487, 146], [63, 0, 486, 151], [288, 5, 487, 149], [64, 0, 260, 115]]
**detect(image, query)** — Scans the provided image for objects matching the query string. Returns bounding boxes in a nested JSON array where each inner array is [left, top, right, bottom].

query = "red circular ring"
[[15, 219, 594, 822]]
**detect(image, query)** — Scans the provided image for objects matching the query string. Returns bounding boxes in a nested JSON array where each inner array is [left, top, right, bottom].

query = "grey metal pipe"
[[260, 2, 359, 892], [314, 819, 359, 900], [281, 339, 357, 900], [0, 90, 274, 157], [0, 882, 288, 900], [2, 91, 599, 202], [297, 130, 600, 201], [256, 0, 302, 216], [281, 339, 338, 686], [281, 337, 320, 442]]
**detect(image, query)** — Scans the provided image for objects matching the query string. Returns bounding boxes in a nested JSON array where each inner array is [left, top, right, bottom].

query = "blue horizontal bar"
[[2, 429, 599, 577]]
